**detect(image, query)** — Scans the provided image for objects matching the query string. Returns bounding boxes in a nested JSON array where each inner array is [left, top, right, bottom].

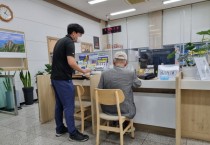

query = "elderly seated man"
[[98, 51, 141, 126]]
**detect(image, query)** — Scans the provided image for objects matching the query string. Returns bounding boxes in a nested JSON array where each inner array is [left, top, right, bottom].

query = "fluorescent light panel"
[[110, 8, 136, 16], [163, 0, 181, 5], [88, 0, 107, 5]]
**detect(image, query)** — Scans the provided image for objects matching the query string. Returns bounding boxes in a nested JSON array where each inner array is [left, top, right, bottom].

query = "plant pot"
[[0, 93, 6, 109], [5, 91, 14, 110], [182, 66, 197, 79], [22, 87, 34, 105]]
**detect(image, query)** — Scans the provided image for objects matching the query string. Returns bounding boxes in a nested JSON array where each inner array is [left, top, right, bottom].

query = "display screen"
[[102, 25, 121, 35], [152, 48, 175, 76]]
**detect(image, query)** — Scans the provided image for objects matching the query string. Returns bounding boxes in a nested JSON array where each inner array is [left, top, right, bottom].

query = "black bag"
[[138, 73, 156, 80]]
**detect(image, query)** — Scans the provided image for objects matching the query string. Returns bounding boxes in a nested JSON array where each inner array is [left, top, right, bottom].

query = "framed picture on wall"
[[0, 28, 28, 70], [47, 36, 59, 64], [81, 42, 93, 53], [0, 28, 26, 58], [93, 36, 99, 50]]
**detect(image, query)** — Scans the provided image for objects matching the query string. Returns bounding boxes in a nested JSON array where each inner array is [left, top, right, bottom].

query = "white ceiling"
[[58, 0, 206, 21]]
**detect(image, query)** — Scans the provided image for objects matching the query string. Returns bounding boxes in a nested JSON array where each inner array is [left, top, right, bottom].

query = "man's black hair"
[[67, 23, 84, 34]]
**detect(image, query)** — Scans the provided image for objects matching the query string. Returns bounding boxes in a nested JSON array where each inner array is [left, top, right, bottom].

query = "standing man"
[[98, 51, 141, 119], [51, 23, 91, 142]]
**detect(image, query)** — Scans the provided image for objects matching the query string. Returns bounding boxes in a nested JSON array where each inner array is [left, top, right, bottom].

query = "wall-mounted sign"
[[194, 57, 210, 80], [102, 25, 121, 35], [93, 36, 99, 49]]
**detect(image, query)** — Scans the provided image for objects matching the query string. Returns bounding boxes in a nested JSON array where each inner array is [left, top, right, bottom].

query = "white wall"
[[163, 5, 192, 45], [191, 1, 210, 42], [108, 1, 210, 47], [163, 1, 210, 45], [127, 14, 149, 48], [107, 19, 128, 49], [108, 14, 149, 49], [0, 0, 101, 103]]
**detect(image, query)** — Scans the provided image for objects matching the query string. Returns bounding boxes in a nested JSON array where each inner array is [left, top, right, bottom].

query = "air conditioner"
[[124, 0, 146, 5]]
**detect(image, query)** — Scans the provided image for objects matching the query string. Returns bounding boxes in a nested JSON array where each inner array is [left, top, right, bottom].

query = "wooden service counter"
[[37, 73, 210, 144], [176, 72, 210, 145]]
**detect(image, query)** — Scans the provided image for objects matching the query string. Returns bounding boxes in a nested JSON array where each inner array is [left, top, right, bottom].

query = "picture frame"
[[0, 28, 26, 58], [0, 28, 27, 70], [81, 42, 93, 53], [93, 36, 99, 50]]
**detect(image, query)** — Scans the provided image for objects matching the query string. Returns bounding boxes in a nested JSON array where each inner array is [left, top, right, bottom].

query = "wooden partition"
[[181, 90, 210, 141], [37, 75, 55, 123], [175, 72, 181, 145], [176, 72, 210, 145]]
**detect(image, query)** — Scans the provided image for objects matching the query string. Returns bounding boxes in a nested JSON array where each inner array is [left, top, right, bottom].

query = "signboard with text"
[[102, 25, 121, 35]]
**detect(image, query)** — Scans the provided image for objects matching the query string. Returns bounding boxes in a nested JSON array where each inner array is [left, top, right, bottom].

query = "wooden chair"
[[74, 85, 91, 133], [95, 88, 135, 145]]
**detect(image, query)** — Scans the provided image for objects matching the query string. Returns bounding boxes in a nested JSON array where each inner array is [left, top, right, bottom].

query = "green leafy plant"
[[35, 70, 45, 83], [35, 71, 45, 76], [19, 70, 32, 88], [45, 64, 52, 74], [167, 29, 210, 66], [3, 77, 12, 91], [0, 68, 3, 74]]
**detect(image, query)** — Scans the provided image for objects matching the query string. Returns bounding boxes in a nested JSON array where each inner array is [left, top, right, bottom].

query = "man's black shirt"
[[51, 35, 75, 80]]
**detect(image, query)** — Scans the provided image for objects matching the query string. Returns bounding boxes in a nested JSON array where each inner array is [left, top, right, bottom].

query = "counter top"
[[73, 77, 210, 90], [181, 79, 210, 90], [140, 79, 175, 89], [73, 79, 90, 86]]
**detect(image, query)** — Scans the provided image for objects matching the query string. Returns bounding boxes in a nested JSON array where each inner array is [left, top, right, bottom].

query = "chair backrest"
[[74, 85, 84, 97], [74, 85, 85, 107], [95, 88, 125, 117], [95, 89, 125, 105]]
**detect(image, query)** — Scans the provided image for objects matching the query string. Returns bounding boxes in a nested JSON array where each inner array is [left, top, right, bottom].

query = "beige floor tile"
[[187, 139, 203, 145], [203, 141, 210, 145], [0, 130, 39, 145], [21, 136, 63, 145], [142, 140, 163, 145], [0, 126, 17, 138], [1, 103, 210, 145]]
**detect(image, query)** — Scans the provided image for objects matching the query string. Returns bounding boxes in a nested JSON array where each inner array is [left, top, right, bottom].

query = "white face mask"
[[76, 37, 81, 43]]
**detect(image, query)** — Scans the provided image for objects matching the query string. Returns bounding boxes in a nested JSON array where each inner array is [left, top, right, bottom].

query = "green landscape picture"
[[0, 30, 25, 53]]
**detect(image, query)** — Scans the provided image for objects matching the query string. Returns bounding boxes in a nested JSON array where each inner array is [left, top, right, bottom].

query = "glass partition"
[[0, 75, 18, 115]]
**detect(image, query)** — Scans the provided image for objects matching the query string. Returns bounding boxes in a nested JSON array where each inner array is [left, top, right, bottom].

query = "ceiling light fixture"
[[163, 0, 181, 5], [110, 8, 136, 16], [88, 0, 107, 5]]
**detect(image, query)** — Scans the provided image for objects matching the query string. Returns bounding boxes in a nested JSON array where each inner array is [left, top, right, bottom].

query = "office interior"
[[0, 0, 210, 145]]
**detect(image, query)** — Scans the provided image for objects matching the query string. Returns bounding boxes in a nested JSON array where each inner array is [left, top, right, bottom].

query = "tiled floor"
[[0, 103, 210, 145]]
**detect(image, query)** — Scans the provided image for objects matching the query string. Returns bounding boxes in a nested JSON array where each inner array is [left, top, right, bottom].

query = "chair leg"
[[120, 131, 124, 145], [81, 112, 84, 133], [106, 121, 110, 134], [119, 120, 124, 145], [130, 120, 134, 139], [96, 120, 100, 145]]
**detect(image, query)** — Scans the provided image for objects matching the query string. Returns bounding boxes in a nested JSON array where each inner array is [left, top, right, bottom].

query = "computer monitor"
[[152, 48, 175, 75], [139, 49, 153, 69]]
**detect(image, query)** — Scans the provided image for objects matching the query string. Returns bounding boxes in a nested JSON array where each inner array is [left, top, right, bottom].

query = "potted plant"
[[35, 70, 45, 99], [0, 68, 3, 74], [167, 29, 210, 78], [44, 64, 52, 74], [0, 68, 5, 108], [3, 77, 14, 110], [19, 70, 34, 105]]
